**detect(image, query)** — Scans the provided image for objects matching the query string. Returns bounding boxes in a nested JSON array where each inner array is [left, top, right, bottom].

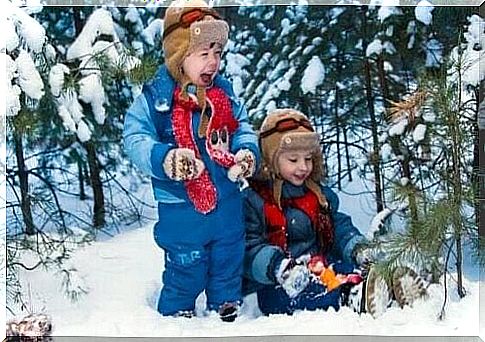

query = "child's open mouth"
[[200, 73, 214, 84], [294, 174, 307, 182]]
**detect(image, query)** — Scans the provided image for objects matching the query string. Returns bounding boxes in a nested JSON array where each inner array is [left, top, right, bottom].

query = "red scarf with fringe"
[[250, 180, 334, 255], [171, 86, 239, 214]]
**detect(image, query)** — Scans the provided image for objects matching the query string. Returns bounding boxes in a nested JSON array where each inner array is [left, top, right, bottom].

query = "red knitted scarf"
[[250, 181, 334, 255], [171, 86, 239, 214]]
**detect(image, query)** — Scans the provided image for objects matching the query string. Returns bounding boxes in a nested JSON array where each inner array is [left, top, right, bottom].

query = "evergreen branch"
[[66, 41, 122, 65], [375, 234, 425, 282]]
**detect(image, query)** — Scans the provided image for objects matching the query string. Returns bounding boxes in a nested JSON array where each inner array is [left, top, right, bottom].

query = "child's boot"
[[218, 302, 239, 322], [391, 266, 428, 308], [173, 310, 195, 318], [343, 281, 365, 314]]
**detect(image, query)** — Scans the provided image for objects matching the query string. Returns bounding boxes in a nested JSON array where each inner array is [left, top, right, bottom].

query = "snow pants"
[[153, 194, 245, 316], [257, 262, 355, 315]]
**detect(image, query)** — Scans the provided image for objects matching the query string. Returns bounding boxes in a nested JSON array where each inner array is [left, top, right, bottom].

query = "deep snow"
[[9, 178, 483, 338]]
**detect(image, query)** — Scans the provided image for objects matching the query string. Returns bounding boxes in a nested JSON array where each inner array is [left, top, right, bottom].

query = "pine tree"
[[375, 13, 482, 317], [5, 3, 159, 314]]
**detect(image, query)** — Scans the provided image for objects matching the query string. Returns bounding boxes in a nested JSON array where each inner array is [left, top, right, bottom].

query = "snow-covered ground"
[[10, 177, 483, 338]]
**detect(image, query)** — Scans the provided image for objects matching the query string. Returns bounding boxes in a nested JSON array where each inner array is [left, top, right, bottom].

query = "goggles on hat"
[[163, 8, 222, 40], [260, 117, 314, 139]]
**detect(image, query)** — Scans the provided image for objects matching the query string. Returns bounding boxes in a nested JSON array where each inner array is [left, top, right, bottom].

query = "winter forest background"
[[3, 0, 484, 338]]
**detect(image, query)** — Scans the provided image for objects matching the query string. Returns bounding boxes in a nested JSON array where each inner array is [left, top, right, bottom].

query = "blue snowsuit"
[[242, 181, 366, 315], [123, 66, 260, 315]]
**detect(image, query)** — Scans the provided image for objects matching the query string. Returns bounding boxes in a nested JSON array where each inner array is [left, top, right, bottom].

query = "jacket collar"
[[281, 181, 307, 198], [263, 179, 307, 198], [149, 65, 236, 110]]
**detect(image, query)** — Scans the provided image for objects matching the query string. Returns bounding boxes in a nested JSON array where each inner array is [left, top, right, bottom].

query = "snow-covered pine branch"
[[448, 14, 485, 89], [5, 1, 47, 116], [50, 8, 141, 142], [368, 207, 394, 239], [367, 200, 409, 240], [301, 56, 325, 95]]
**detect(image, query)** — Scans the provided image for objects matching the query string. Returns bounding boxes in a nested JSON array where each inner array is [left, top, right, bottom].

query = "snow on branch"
[[448, 14, 485, 88], [57, 9, 114, 140], [16, 50, 44, 100], [368, 207, 394, 239], [415, 0, 434, 26], [301, 56, 325, 95], [142, 18, 163, 46], [5, 53, 22, 117], [67, 9, 119, 62], [6, 1, 47, 116], [6, 0, 46, 53], [378, 0, 402, 23], [49, 64, 70, 98], [58, 8, 142, 138], [79, 75, 106, 125]]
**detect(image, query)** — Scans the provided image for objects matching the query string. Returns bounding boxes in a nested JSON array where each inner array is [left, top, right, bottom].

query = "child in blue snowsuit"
[[242, 109, 427, 317], [123, 0, 259, 322]]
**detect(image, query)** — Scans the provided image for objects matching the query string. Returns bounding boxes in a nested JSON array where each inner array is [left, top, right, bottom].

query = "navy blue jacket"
[[242, 181, 366, 295]]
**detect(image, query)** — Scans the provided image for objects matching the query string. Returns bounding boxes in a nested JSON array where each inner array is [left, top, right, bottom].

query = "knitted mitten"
[[275, 258, 310, 299], [163, 148, 205, 181], [227, 149, 256, 182]]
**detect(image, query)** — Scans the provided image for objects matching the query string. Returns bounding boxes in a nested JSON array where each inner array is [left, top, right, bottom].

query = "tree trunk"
[[376, 55, 390, 104], [475, 89, 483, 231], [450, 130, 465, 298], [84, 141, 105, 228], [455, 235, 465, 298], [72, 8, 83, 37], [361, 59, 384, 217], [361, 11, 384, 219], [334, 78, 342, 190], [13, 131, 35, 235], [318, 97, 328, 179], [449, 72, 465, 297], [376, 49, 420, 225], [343, 124, 352, 182], [479, 92, 485, 238], [78, 159, 86, 201]]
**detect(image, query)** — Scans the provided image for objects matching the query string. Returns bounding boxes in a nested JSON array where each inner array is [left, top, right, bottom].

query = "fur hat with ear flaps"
[[258, 108, 328, 209], [163, 0, 229, 135]]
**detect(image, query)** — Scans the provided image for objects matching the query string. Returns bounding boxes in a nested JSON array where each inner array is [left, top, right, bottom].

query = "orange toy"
[[308, 255, 363, 292], [320, 266, 346, 291]]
